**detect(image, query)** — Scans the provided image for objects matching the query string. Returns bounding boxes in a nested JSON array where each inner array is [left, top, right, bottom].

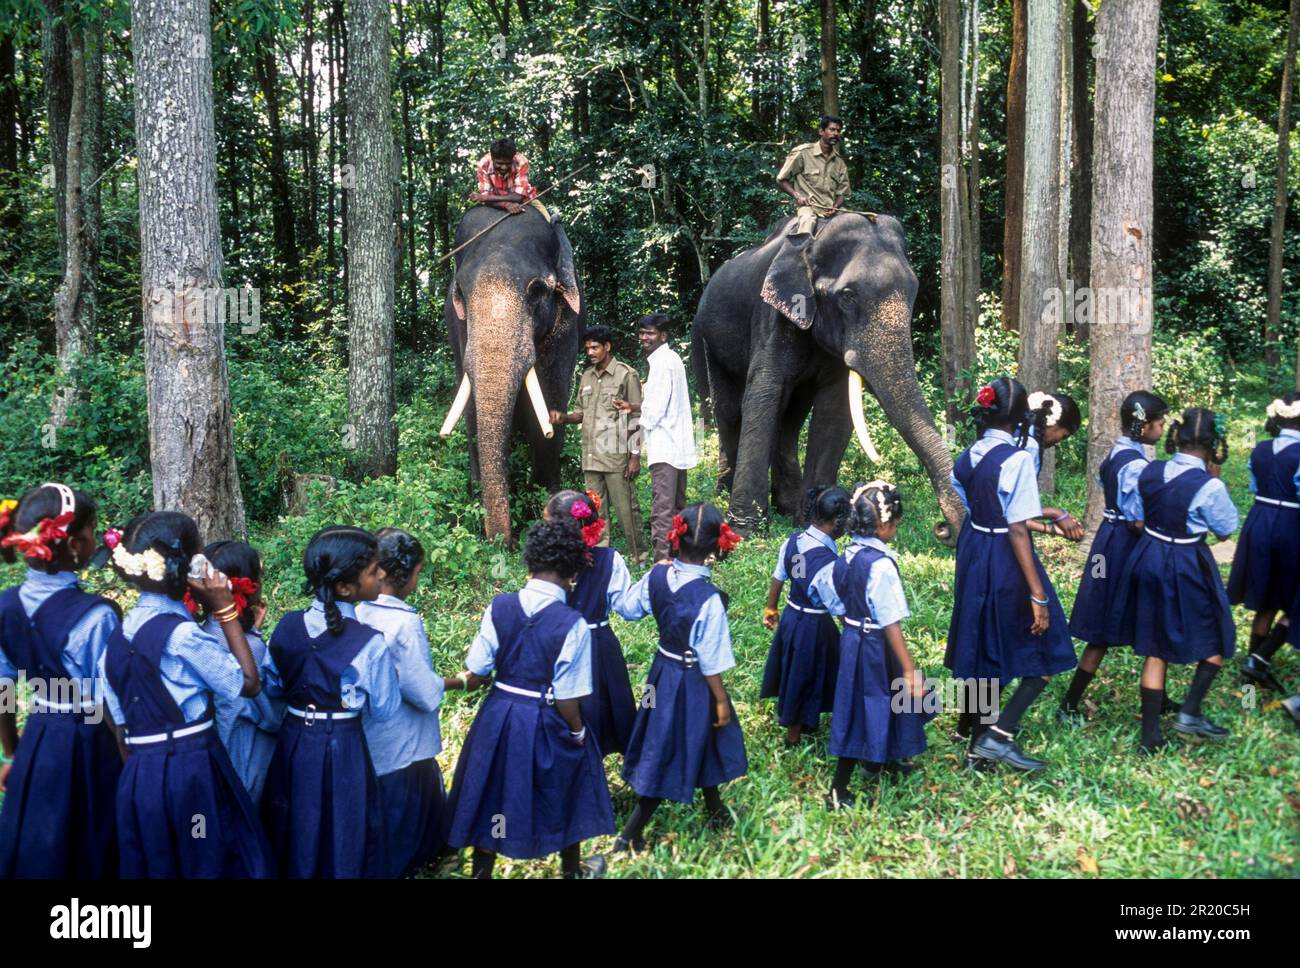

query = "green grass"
[[3, 366, 1298, 879]]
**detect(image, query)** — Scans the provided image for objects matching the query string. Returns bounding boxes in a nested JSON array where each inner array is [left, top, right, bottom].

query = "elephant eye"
[[839, 289, 857, 305]]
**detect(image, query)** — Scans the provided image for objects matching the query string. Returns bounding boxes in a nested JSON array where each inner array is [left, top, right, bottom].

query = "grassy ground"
[[3, 365, 1298, 878]]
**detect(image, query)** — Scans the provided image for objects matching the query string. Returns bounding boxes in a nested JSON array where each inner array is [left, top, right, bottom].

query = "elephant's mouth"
[[438, 367, 554, 440]]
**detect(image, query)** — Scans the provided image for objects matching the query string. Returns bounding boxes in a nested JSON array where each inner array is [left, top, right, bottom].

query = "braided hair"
[[521, 519, 588, 582], [203, 540, 263, 632], [0, 483, 97, 571], [1121, 390, 1169, 440], [108, 511, 200, 598], [1164, 407, 1228, 465], [1265, 391, 1300, 438], [302, 526, 378, 635], [803, 484, 852, 538], [375, 527, 426, 589], [672, 502, 736, 562], [846, 481, 904, 538], [971, 377, 1030, 444]]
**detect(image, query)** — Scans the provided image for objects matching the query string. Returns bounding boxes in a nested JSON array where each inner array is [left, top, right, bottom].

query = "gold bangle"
[[214, 604, 240, 624]]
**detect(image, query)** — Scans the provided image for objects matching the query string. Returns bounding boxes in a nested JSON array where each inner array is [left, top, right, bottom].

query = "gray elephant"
[[440, 205, 583, 544], [691, 212, 964, 541]]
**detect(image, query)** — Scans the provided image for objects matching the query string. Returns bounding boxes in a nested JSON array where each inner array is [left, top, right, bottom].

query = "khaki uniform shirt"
[[572, 358, 642, 473], [778, 142, 850, 233]]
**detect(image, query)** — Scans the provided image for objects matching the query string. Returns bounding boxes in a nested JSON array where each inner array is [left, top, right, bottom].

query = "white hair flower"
[[853, 479, 895, 523], [1028, 391, 1063, 428], [1266, 398, 1300, 420], [112, 544, 167, 582]]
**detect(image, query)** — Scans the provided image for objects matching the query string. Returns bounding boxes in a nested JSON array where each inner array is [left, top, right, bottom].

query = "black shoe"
[[568, 854, 606, 879], [612, 834, 645, 854], [825, 789, 856, 811], [1161, 693, 1182, 715], [707, 807, 734, 831], [1171, 712, 1230, 739], [860, 762, 885, 780], [968, 730, 1047, 772], [1138, 738, 1168, 756], [885, 759, 916, 777], [1280, 695, 1300, 731], [1056, 705, 1087, 727], [1241, 654, 1285, 693]]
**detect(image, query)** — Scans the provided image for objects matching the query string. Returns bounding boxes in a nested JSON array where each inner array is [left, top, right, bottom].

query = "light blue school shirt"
[[290, 600, 403, 721], [202, 617, 282, 801], [771, 526, 840, 589], [1248, 428, 1300, 496], [0, 570, 119, 699], [614, 560, 736, 676], [949, 428, 1044, 524], [1119, 452, 1240, 537], [810, 536, 911, 628]]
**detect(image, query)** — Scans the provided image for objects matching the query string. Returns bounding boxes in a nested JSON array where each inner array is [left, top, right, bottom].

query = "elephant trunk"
[[848, 296, 965, 546]]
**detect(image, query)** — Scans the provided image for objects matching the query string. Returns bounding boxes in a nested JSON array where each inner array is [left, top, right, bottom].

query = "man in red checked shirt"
[[469, 137, 543, 217]]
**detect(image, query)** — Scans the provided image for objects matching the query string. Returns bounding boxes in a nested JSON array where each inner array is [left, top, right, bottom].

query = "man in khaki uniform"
[[776, 115, 849, 238], [550, 324, 646, 564]]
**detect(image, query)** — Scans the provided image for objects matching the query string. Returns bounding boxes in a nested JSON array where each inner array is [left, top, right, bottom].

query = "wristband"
[[0, 752, 10, 765], [569, 726, 587, 742], [1054, 511, 1072, 523], [763, 607, 780, 617], [1029, 594, 1049, 606]]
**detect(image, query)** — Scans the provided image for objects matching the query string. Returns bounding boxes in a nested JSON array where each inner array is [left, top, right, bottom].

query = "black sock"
[[956, 709, 975, 737], [621, 796, 661, 844], [560, 843, 581, 878], [1182, 661, 1221, 717], [702, 785, 725, 819], [1256, 623, 1289, 661], [831, 758, 856, 795], [471, 848, 496, 879], [998, 677, 1048, 733], [1140, 687, 1165, 748], [1061, 667, 1096, 710]]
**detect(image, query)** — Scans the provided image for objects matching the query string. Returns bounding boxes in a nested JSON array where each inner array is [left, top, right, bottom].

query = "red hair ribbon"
[[668, 514, 689, 552], [976, 385, 996, 408], [583, 489, 603, 515], [185, 576, 261, 619], [717, 523, 743, 554], [581, 518, 606, 548], [0, 511, 75, 561]]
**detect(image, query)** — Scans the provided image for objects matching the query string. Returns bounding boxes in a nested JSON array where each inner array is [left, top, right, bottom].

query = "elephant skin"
[[444, 205, 584, 545], [691, 213, 964, 543]]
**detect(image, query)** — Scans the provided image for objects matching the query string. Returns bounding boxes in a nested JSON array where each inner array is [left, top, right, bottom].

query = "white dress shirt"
[[640, 342, 698, 470]]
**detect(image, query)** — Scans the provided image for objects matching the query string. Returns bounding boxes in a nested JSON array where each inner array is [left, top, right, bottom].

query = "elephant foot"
[[725, 502, 768, 538]]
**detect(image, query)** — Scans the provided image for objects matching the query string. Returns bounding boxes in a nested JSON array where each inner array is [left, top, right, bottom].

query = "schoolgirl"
[[1227, 393, 1300, 693], [1022, 390, 1086, 541], [543, 489, 637, 758], [612, 503, 748, 852], [813, 481, 931, 808], [1060, 391, 1176, 721], [99, 511, 272, 878], [759, 485, 850, 746], [1107, 408, 1239, 753], [444, 519, 614, 879], [0, 483, 122, 878], [356, 527, 469, 877], [261, 526, 401, 878], [945, 378, 1077, 772], [193, 540, 282, 805]]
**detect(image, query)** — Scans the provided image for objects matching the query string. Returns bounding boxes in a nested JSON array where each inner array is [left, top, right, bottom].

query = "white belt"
[[843, 617, 882, 631], [287, 705, 360, 722], [657, 646, 698, 668], [1102, 509, 1126, 522], [786, 601, 827, 615], [1255, 496, 1300, 509], [31, 695, 99, 714], [1145, 528, 1203, 545], [970, 521, 1009, 534], [493, 681, 555, 703], [125, 718, 214, 746], [587, 620, 609, 629]]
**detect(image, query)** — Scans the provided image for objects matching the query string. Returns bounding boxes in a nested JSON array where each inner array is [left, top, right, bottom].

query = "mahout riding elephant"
[[691, 212, 964, 541], [441, 204, 583, 545]]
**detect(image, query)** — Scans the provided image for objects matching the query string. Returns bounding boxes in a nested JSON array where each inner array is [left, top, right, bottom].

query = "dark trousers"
[[650, 462, 688, 562]]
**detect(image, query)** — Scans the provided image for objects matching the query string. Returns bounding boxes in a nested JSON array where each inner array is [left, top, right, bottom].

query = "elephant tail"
[[690, 324, 715, 428]]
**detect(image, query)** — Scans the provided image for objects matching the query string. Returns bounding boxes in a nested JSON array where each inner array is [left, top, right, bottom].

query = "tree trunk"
[[302, 0, 319, 257], [1017, 0, 1063, 493], [962, 0, 981, 337], [1084, 0, 1158, 530], [940, 0, 974, 421], [1001, 0, 1026, 330], [253, 45, 303, 338], [1069, 0, 1093, 317], [395, 0, 419, 349], [0, 35, 21, 233], [345, 0, 397, 479], [52, 27, 88, 403], [1269, 0, 1298, 368], [43, 9, 71, 276], [820, 0, 838, 117], [133, 0, 246, 538]]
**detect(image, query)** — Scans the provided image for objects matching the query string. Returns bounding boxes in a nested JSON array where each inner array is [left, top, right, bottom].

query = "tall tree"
[[252, 41, 303, 338], [1017, 0, 1064, 493], [1269, 0, 1298, 369], [1002, 0, 1026, 331], [1084, 0, 1159, 530], [345, 0, 397, 478], [820, 0, 838, 117], [1069, 0, 1093, 313], [133, 0, 246, 537], [939, 0, 975, 420]]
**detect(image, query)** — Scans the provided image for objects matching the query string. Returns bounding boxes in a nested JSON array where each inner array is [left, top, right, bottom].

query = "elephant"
[[691, 212, 964, 542], [440, 204, 584, 545]]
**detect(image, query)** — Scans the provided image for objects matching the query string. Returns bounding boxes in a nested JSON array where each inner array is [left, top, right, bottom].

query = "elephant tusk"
[[439, 373, 472, 438], [524, 367, 555, 439], [848, 370, 882, 463]]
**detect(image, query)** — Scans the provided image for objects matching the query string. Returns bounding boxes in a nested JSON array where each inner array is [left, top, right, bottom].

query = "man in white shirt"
[[613, 314, 697, 562]]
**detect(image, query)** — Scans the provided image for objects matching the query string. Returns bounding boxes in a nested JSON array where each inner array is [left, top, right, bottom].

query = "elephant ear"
[[760, 237, 816, 329], [553, 221, 582, 316]]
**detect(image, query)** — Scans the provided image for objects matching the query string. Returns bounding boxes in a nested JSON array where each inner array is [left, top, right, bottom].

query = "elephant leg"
[[709, 367, 743, 497], [800, 377, 853, 525], [728, 377, 791, 534], [772, 383, 813, 520]]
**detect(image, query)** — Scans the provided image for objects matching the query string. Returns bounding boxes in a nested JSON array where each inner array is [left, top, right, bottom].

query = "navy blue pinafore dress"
[[621, 565, 748, 803], [445, 594, 614, 858], [1069, 447, 1147, 645], [261, 610, 388, 878], [760, 533, 840, 730], [944, 444, 1076, 683], [828, 546, 932, 762], [105, 615, 272, 878], [568, 546, 636, 757], [1107, 462, 1236, 664], [1227, 439, 1300, 613], [0, 586, 122, 878]]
